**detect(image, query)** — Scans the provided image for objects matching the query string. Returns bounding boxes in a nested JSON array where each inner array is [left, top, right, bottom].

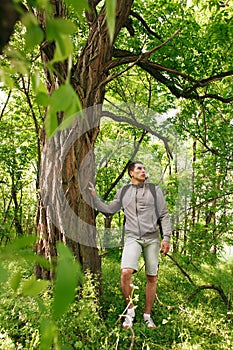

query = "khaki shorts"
[[121, 236, 160, 276]]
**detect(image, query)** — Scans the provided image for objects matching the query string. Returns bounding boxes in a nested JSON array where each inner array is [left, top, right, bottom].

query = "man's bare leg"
[[121, 268, 136, 329], [121, 268, 134, 308], [144, 275, 157, 328], [144, 275, 157, 314]]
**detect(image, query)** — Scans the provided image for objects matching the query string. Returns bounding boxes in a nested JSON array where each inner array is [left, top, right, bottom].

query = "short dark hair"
[[127, 161, 144, 178]]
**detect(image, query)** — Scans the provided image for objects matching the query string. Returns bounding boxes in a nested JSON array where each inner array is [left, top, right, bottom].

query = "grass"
[[0, 247, 232, 349]]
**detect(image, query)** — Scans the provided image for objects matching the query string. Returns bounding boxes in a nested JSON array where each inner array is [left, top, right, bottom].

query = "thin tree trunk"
[[191, 140, 196, 228]]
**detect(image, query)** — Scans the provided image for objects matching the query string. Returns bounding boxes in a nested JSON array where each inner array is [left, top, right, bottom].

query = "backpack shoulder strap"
[[120, 184, 131, 236], [148, 183, 164, 239], [119, 183, 131, 208], [148, 183, 159, 218]]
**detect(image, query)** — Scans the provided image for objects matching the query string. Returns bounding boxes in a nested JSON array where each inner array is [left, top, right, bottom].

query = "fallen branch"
[[165, 253, 195, 286], [186, 284, 231, 309], [165, 254, 231, 310]]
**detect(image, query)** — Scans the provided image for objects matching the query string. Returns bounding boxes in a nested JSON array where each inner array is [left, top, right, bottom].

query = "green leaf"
[[61, 84, 82, 118], [10, 56, 29, 76], [39, 318, 56, 350], [45, 83, 82, 137], [2, 235, 37, 255], [21, 12, 38, 26], [32, 73, 50, 106], [27, 0, 52, 11], [0, 68, 14, 88], [22, 254, 52, 270], [36, 91, 50, 106], [53, 35, 73, 62], [45, 110, 58, 138], [57, 112, 79, 131], [27, 0, 38, 6], [21, 12, 44, 49], [46, 19, 75, 63], [52, 243, 82, 319], [31, 72, 47, 92], [25, 23, 44, 49], [36, 297, 47, 314], [0, 265, 8, 283], [46, 18, 77, 41], [21, 277, 50, 296], [105, 0, 117, 43], [50, 84, 74, 111], [10, 271, 22, 292]]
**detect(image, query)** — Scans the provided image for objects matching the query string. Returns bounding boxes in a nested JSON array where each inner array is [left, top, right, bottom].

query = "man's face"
[[130, 163, 146, 183]]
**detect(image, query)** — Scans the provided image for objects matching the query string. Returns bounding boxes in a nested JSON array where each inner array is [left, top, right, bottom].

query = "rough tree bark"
[[34, 0, 134, 278]]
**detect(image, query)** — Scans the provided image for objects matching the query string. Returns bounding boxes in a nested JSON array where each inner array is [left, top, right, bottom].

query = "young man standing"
[[89, 161, 171, 329]]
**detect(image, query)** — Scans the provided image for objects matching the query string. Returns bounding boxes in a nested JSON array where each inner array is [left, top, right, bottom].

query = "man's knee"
[[121, 268, 134, 282], [146, 275, 158, 284]]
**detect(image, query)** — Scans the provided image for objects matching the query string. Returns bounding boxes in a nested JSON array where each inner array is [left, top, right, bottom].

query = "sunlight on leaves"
[[64, 0, 90, 20]]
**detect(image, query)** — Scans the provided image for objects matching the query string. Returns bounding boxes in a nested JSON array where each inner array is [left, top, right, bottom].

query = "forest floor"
[[0, 246, 232, 349]]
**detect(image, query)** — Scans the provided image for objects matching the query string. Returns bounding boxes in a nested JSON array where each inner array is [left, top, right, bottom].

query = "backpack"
[[119, 183, 164, 239]]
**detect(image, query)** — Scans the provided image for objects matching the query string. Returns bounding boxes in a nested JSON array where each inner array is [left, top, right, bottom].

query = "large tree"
[[34, 0, 135, 278]]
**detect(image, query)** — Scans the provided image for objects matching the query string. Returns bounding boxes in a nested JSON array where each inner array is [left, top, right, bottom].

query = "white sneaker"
[[122, 311, 135, 329], [144, 316, 156, 328]]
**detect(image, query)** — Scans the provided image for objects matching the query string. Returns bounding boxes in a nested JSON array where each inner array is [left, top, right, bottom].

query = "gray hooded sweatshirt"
[[94, 182, 171, 242]]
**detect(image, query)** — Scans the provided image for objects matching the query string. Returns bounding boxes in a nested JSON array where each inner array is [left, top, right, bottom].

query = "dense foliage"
[[0, 90, 40, 242]]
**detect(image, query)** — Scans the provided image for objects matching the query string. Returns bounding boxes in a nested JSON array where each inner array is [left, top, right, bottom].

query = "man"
[[89, 161, 171, 329]]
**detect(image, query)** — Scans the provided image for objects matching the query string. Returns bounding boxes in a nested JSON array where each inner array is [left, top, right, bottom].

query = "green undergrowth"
[[0, 247, 232, 349]]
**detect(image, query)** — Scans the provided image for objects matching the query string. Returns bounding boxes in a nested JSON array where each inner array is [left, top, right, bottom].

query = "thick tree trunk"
[[35, 0, 134, 277], [35, 116, 100, 278]]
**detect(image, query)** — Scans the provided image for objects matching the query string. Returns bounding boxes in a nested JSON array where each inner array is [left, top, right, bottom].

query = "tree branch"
[[108, 29, 183, 73], [102, 110, 173, 159], [199, 94, 233, 103], [107, 50, 198, 98], [165, 254, 231, 309], [0, 89, 11, 121], [185, 69, 233, 93], [184, 190, 233, 214], [142, 29, 181, 59], [21, 77, 41, 189], [107, 48, 233, 103], [85, 0, 101, 25], [165, 253, 196, 286], [130, 10, 162, 40], [186, 285, 231, 309]]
